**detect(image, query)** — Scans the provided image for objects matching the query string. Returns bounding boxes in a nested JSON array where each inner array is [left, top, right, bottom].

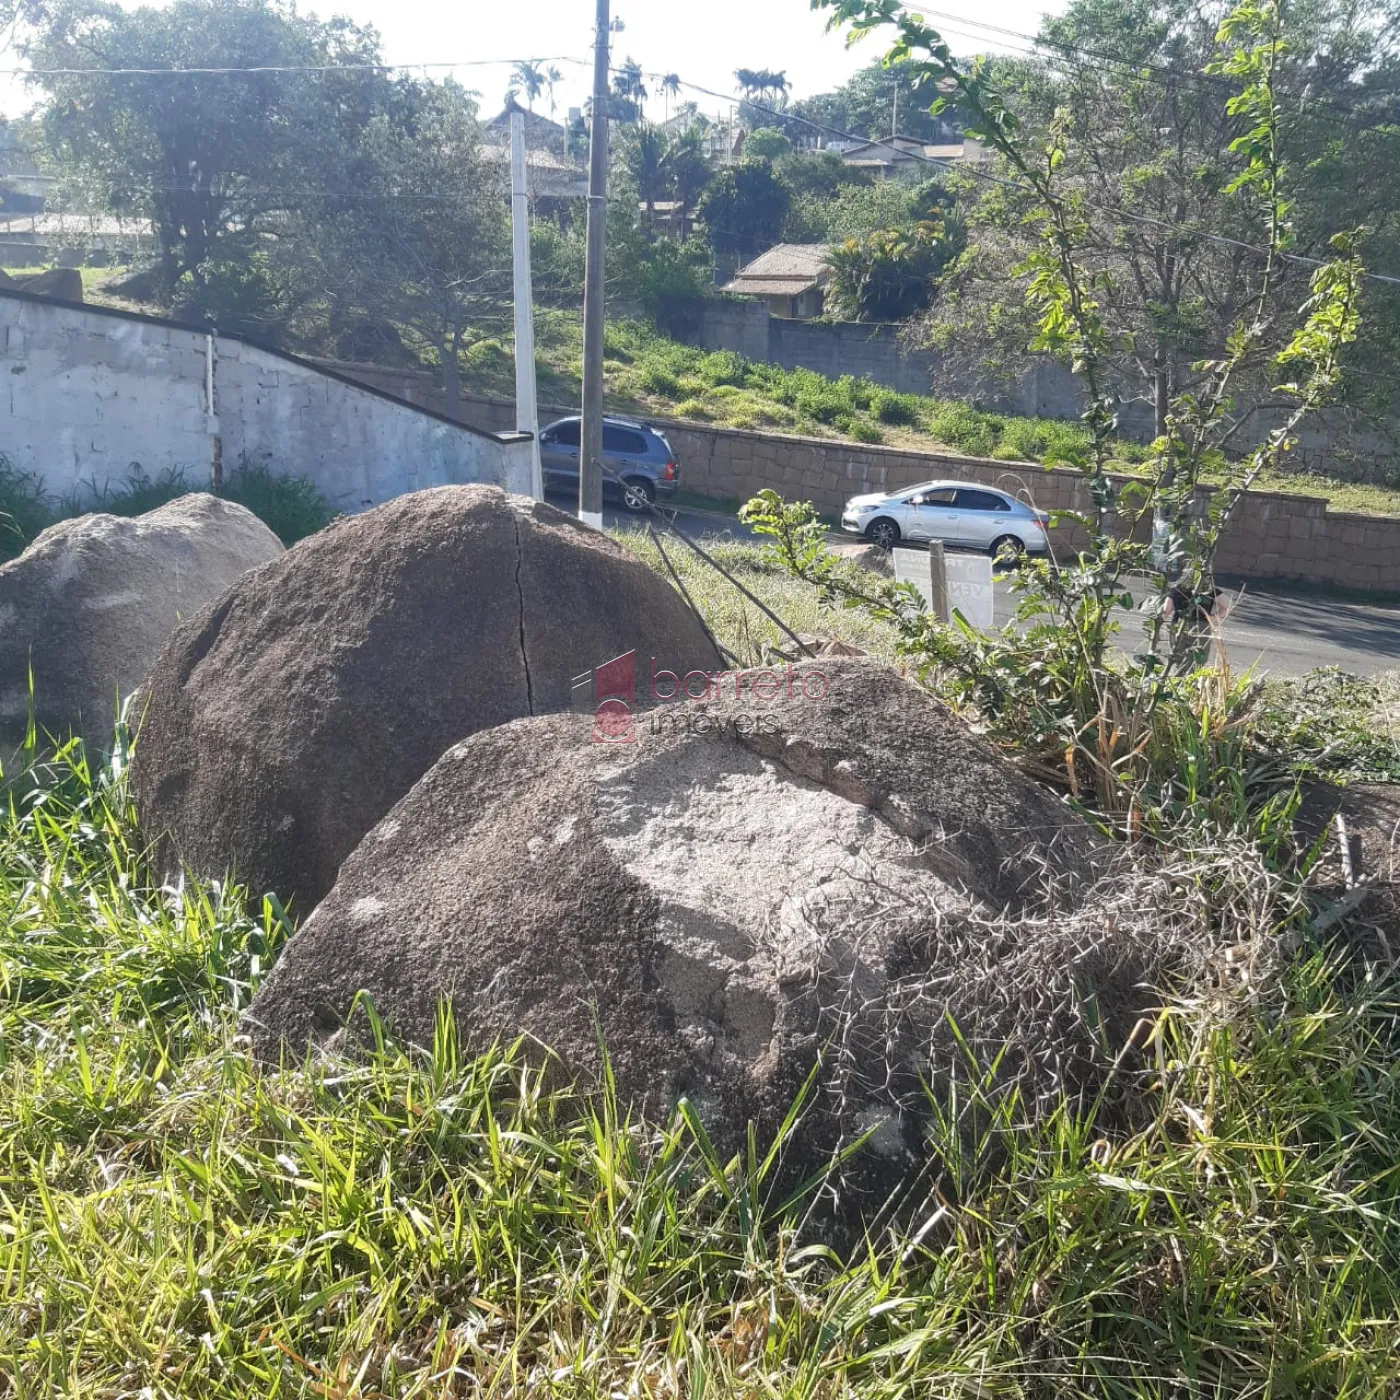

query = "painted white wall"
[[0, 291, 534, 511]]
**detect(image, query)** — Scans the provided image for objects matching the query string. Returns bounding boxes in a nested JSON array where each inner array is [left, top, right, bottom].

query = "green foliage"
[[1257, 668, 1400, 783], [77, 463, 190, 517], [698, 159, 792, 259], [3, 576, 1400, 1396], [221, 463, 339, 545], [0, 455, 55, 561], [823, 217, 962, 322], [745, 126, 793, 160], [32, 0, 385, 300]]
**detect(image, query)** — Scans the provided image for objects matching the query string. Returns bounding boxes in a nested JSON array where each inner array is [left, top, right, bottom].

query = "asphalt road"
[[565, 492, 1400, 679]]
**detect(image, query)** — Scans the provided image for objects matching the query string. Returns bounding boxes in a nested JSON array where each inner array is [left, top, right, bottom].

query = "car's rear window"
[[603, 426, 649, 455]]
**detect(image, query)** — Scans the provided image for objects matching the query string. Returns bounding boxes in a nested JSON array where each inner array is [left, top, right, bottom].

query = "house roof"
[[722, 243, 832, 298]]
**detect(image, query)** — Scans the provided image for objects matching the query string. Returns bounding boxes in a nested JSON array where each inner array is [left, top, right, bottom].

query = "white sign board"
[[893, 548, 996, 630]]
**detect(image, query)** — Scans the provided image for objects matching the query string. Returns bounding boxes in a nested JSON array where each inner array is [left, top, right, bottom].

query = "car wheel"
[[865, 517, 900, 550], [620, 478, 656, 513], [990, 533, 1025, 562]]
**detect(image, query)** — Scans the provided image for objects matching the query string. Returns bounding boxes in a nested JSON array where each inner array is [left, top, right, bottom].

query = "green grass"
[[613, 527, 902, 663], [1, 730, 1399, 1395], [458, 313, 1400, 518]]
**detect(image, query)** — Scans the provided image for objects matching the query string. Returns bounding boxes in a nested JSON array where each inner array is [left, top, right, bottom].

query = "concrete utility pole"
[[510, 110, 544, 500], [578, 0, 611, 529]]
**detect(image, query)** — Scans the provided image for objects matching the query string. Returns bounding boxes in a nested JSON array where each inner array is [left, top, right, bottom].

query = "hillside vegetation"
[[457, 314, 1400, 518]]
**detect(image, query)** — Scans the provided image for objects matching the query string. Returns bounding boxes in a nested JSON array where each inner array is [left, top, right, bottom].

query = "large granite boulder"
[[0, 494, 282, 763], [244, 658, 1115, 1208], [130, 486, 723, 911]]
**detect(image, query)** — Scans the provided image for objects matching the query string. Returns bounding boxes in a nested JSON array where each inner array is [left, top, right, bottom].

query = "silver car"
[[841, 481, 1049, 556]]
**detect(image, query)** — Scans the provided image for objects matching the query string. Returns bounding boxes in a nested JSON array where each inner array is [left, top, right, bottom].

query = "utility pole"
[[510, 110, 544, 500], [578, 0, 611, 529]]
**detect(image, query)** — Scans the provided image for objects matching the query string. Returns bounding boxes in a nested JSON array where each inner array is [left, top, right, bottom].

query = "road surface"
[[564, 492, 1400, 679]]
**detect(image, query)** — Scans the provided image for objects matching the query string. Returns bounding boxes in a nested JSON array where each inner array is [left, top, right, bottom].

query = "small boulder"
[[0, 494, 282, 763], [243, 658, 1108, 1207], [130, 486, 723, 911]]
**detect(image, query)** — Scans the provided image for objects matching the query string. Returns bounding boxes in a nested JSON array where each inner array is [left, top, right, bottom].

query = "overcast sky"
[[3, 0, 1064, 121]]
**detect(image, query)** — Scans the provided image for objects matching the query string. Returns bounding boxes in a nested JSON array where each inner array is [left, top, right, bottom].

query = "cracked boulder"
[[1, 494, 282, 764], [130, 486, 722, 910], [244, 658, 1105, 1207]]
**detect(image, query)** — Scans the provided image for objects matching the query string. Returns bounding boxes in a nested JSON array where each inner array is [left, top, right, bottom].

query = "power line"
[[3, 55, 589, 78], [901, 3, 1400, 127]]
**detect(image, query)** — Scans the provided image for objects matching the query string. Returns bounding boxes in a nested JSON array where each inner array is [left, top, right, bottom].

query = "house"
[[722, 243, 832, 319], [483, 98, 569, 158], [479, 145, 589, 202], [839, 133, 986, 179]]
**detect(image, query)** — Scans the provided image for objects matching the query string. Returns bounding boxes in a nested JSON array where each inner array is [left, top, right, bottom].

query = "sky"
[[2, 0, 1066, 121]]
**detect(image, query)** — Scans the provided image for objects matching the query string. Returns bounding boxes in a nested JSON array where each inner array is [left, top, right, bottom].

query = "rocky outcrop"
[[243, 658, 1108, 1210], [0, 494, 282, 761], [130, 486, 723, 910]]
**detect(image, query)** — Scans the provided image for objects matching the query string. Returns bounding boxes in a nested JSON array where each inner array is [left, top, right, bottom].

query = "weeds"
[[0, 734, 1398, 1395], [0, 457, 336, 558]]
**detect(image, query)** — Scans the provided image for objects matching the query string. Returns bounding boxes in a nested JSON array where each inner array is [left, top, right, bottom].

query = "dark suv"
[[538, 415, 679, 513]]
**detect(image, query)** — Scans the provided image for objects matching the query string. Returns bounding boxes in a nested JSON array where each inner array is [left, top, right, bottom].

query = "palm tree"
[[622, 122, 669, 218], [511, 60, 546, 113], [666, 127, 710, 239], [662, 72, 682, 122], [545, 65, 563, 118]]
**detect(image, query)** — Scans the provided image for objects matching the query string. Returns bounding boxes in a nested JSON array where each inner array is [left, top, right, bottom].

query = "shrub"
[[696, 350, 749, 388], [222, 464, 338, 545], [848, 420, 884, 443], [674, 398, 712, 420], [927, 401, 1003, 458], [0, 455, 55, 561], [871, 389, 920, 426], [639, 365, 682, 397]]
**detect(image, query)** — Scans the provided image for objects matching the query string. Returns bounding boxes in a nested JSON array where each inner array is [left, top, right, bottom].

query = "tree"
[[31, 0, 385, 300], [823, 215, 961, 321], [919, 0, 1400, 434], [661, 72, 682, 121], [317, 80, 511, 419], [745, 127, 792, 159], [790, 59, 962, 143], [816, 0, 1363, 692], [611, 56, 648, 125], [698, 158, 791, 259], [510, 61, 546, 112], [620, 122, 669, 216], [666, 126, 712, 238]]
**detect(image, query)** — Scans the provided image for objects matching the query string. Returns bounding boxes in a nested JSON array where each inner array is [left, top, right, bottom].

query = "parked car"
[[538, 415, 679, 513], [841, 481, 1049, 556]]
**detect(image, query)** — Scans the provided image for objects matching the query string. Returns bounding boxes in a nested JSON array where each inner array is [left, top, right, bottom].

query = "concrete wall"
[[445, 390, 1400, 593], [0, 289, 534, 513]]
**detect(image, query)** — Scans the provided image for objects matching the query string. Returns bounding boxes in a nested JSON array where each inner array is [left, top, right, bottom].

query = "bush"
[[848, 419, 884, 443], [927, 401, 1004, 458], [639, 365, 682, 397], [696, 350, 749, 388], [0, 455, 56, 561], [871, 389, 920, 426], [221, 464, 338, 545]]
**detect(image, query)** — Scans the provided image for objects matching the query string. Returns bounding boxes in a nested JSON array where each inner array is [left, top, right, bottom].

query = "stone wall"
[[0, 289, 534, 513], [443, 390, 1400, 593]]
